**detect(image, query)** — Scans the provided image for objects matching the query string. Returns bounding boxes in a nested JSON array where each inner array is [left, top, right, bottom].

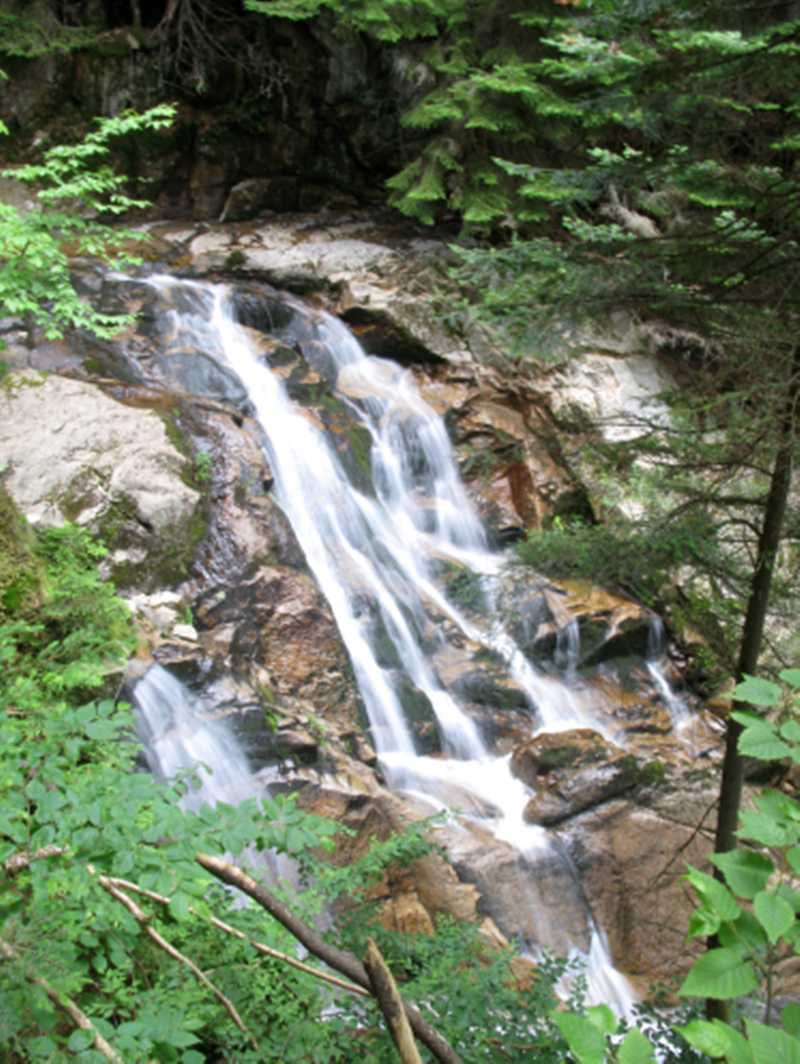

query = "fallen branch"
[[4, 845, 70, 875], [96, 876, 258, 1052], [98, 874, 369, 998], [0, 937, 123, 1063], [196, 852, 465, 1064], [364, 936, 423, 1064]]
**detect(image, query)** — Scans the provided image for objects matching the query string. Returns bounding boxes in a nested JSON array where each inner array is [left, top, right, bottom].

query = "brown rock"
[[378, 892, 436, 936], [512, 729, 642, 827], [560, 771, 720, 984], [511, 729, 624, 789]]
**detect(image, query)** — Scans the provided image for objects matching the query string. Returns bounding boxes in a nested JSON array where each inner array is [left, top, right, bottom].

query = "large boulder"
[[511, 729, 642, 826], [0, 371, 201, 588], [560, 767, 721, 990]]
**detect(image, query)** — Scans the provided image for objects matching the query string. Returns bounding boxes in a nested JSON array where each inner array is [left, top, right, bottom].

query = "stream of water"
[[132, 274, 679, 1011]]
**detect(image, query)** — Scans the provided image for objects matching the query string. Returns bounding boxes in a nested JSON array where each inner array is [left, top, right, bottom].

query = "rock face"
[[0, 371, 201, 588], [563, 767, 721, 990], [0, 15, 422, 221]]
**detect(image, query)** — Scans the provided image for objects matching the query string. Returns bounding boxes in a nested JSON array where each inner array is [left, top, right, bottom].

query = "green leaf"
[[553, 1011, 607, 1064], [586, 1004, 617, 1036], [710, 850, 774, 900], [718, 909, 769, 958], [618, 1027, 654, 1063], [679, 948, 758, 999], [67, 1028, 96, 1052], [754, 890, 795, 944], [166, 1030, 200, 1048], [738, 728, 791, 761], [732, 676, 782, 707], [169, 893, 191, 922], [688, 906, 721, 938], [746, 1020, 800, 1063], [678, 1019, 735, 1060], [779, 670, 800, 689], [84, 719, 117, 741], [683, 865, 741, 921], [782, 721, 800, 742], [782, 1003, 800, 1037]]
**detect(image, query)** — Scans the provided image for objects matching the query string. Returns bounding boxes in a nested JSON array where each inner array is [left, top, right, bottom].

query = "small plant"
[[223, 249, 246, 269], [0, 104, 176, 339], [194, 449, 213, 484]]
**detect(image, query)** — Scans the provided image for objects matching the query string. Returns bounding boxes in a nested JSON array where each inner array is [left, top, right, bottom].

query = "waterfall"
[[141, 275, 636, 1011], [646, 616, 697, 747], [132, 662, 256, 809]]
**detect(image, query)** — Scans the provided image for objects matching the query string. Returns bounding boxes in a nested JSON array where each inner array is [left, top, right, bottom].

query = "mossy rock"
[[0, 483, 43, 620], [395, 678, 441, 756], [450, 665, 529, 712]]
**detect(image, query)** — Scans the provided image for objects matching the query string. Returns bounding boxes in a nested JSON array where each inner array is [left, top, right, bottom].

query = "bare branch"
[[99, 874, 369, 998], [4, 846, 70, 876], [96, 877, 258, 1052], [364, 937, 423, 1064], [196, 853, 465, 1064], [0, 937, 124, 1063]]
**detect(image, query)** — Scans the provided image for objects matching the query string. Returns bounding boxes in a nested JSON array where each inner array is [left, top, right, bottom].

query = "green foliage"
[[0, 11, 96, 57], [0, 104, 175, 341], [516, 363, 798, 669], [245, 0, 465, 42], [518, 515, 703, 607], [0, 482, 42, 621], [193, 449, 213, 485], [0, 520, 137, 712], [0, 494, 346, 1059], [0, 694, 340, 1061]]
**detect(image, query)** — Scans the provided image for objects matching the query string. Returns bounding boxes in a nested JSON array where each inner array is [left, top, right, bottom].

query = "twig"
[[196, 852, 465, 1064], [98, 874, 369, 998], [363, 937, 423, 1064], [0, 937, 124, 1063], [96, 876, 258, 1052]]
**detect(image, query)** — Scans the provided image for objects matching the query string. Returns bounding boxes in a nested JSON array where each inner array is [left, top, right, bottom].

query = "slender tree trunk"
[[715, 351, 800, 858], [707, 347, 799, 1022]]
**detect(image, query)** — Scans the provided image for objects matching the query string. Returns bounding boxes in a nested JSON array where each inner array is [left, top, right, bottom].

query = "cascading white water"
[[143, 275, 636, 1011], [132, 662, 256, 808]]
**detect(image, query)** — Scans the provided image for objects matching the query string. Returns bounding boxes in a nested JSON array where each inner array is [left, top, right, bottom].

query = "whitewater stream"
[[127, 274, 693, 1012]]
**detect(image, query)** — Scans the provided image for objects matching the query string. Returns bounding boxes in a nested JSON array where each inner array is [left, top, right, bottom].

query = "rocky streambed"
[[0, 207, 732, 997]]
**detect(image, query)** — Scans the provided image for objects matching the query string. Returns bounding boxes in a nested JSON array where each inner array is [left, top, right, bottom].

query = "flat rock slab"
[[0, 371, 199, 585]]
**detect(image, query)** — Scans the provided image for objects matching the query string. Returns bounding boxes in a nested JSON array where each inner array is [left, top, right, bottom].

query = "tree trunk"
[[707, 347, 799, 1022]]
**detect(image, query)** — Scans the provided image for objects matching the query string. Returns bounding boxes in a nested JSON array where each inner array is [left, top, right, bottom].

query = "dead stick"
[[196, 853, 464, 1064], [97, 877, 258, 1052], [4, 845, 70, 875], [364, 937, 423, 1064], [35, 981, 126, 1063], [0, 938, 123, 1064], [100, 875, 369, 998]]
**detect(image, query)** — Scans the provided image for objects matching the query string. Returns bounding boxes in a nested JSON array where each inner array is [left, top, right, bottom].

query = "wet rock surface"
[[512, 730, 641, 826], [562, 767, 721, 990]]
